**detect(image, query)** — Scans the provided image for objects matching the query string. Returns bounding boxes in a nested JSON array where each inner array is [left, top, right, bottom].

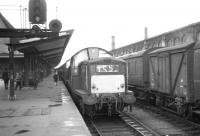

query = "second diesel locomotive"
[[62, 47, 136, 117], [120, 41, 200, 118]]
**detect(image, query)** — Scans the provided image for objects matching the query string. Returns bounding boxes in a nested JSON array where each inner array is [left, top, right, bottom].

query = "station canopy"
[[0, 13, 73, 67], [13, 30, 74, 67]]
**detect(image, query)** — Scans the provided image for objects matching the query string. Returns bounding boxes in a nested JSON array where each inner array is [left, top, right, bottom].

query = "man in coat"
[[2, 68, 9, 89]]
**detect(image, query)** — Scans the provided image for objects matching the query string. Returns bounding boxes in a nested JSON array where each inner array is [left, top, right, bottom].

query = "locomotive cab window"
[[71, 47, 112, 75]]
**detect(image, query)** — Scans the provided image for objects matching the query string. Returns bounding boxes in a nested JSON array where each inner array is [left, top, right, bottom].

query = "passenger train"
[[120, 41, 200, 118], [61, 47, 136, 117]]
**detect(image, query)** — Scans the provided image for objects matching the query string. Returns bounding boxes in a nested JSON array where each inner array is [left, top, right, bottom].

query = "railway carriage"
[[63, 47, 136, 117], [148, 42, 200, 116], [121, 42, 200, 117], [119, 48, 159, 89]]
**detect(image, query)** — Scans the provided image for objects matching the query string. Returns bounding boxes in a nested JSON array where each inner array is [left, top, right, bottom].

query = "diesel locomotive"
[[61, 47, 136, 117], [120, 41, 200, 118]]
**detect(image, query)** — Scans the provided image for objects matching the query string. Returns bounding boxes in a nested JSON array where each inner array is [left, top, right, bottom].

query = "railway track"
[[84, 113, 160, 136], [129, 101, 200, 135], [118, 111, 160, 136], [84, 102, 200, 136]]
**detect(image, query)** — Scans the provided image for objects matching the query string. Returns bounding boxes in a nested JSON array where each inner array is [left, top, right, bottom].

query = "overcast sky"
[[1, 0, 200, 65]]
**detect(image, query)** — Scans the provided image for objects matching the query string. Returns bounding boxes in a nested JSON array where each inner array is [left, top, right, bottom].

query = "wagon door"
[[128, 58, 136, 86], [149, 56, 159, 90], [194, 49, 200, 100], [158, 54, 170, 94], [170, 53, 188, 98]]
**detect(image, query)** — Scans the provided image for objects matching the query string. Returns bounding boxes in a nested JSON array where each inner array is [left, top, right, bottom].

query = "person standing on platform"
[[33, 71, 39, 90], [2, 68, 9, 89], [40, 70, 44, 81], [53, 71, 58, 86], [15, 72, 22, 90]]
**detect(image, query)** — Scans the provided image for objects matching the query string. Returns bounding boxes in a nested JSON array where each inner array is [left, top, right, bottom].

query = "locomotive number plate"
[[96, 65, 119, 72]]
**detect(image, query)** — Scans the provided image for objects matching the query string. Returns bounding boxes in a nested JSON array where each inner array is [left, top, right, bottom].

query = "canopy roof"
[[0, 13, 74, 67], [12, 30, 74, 67]]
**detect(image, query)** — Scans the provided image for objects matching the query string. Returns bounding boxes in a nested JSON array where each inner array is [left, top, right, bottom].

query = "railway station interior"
[[1, 0, 200, 136]]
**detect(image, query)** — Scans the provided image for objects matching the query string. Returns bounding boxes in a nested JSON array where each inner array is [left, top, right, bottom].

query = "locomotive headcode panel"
[[96, 64, 119, 72]]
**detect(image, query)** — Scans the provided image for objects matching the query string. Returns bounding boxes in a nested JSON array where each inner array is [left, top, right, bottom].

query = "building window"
[[167, 39, 173, 47], [158, 41, 162, 47], [132, 46, 136, 52], [174, 37, 180, 46], [182, 34, 193, 44], [129, 48, 133, 53], [148, 44, 153, 49], [182, 35, 186, 43]]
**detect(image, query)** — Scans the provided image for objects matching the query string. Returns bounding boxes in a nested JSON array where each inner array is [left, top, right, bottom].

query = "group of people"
[[2, 68, 59, 90], [1, 68, 23, 90], [1, 68, 44, 90]]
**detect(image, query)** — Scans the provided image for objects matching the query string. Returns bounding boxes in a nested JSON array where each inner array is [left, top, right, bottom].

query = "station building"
[[111, 22, 200, 57]]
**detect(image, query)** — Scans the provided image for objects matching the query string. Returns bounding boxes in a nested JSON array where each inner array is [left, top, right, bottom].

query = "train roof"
[[149, 41, 195, 55], [71, 47, 112, 59], [70, 47, 116, 68]]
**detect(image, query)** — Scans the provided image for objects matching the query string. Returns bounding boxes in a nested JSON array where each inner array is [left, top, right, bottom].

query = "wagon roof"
[[117, 49, 146, 59], [81, 57, 126, 64], [119, 47, 160, 59], [149, 41, 195, 54]]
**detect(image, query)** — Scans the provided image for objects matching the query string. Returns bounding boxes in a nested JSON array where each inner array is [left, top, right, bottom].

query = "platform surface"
[[0, 75, 91, 136]]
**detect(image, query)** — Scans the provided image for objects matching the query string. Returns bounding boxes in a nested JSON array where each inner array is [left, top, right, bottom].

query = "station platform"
[[0, 75, 91, 136]]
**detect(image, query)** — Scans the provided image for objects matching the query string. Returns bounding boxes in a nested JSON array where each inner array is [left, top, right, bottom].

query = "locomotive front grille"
[[91, 75, 125, 94]]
